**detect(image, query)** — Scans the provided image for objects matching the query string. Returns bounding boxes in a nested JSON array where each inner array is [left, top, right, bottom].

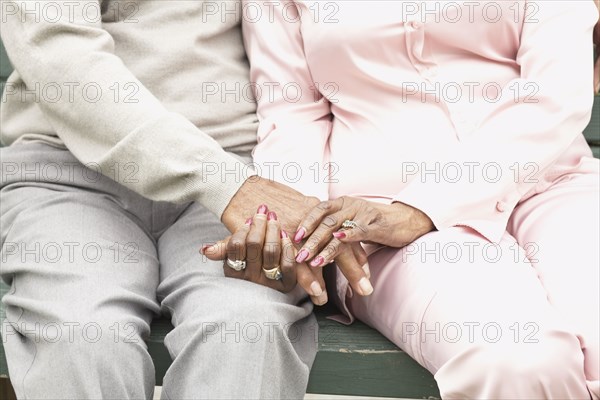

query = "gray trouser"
[[0, 142, 317, 400]]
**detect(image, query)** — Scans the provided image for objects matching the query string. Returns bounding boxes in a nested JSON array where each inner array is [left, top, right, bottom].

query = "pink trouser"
[[348, 168, 599, 399]]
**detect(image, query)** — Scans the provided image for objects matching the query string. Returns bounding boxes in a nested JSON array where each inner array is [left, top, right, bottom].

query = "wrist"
[[390, 201, 435, 238], [221, 176, 319, 234]]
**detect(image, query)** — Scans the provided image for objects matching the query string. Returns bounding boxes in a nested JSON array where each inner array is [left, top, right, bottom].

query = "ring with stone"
[[226, 258, 246, 271], [341, 220, 358, 230]]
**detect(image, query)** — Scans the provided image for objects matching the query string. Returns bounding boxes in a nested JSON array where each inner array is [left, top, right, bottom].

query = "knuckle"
[[323, 240, 339, 254], [246, 245, 262, 264], [296, 270, 312, 286], [304, 214, 318, 227], [317, 201, 332, 211], [246, 234, 263, 249], [322, 215, 338, 228], [306, 235, 322, 250], [229, 238, 245, 252], [263, 247, 279, 263], [280, 244, 296, 265]]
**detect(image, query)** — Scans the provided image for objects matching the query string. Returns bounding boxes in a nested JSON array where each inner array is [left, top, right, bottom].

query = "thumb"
[[200, 237, 230, 260]]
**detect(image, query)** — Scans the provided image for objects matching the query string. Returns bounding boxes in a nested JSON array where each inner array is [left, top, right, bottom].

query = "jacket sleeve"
[[242, 0, 333, 200]]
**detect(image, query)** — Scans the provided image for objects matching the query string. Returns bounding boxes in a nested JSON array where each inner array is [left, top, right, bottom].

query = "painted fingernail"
[[362, 262, 371, 279], [294, 227, 306, 243], [296, 249, 309, 263], [310, 256, 324, 267], [315, 291, 328, 306], [245, 218, 252, 225], [332, 231, 346, 239], [280, 230, 289, 239], [358, 278, 374, 296], [200, 243, 215, 254], [267, 211, 277, 221], [257, 204, 268, 214], [310, 281, 323, 297]]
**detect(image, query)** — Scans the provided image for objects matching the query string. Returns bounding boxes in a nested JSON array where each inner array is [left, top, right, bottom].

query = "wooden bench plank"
[[584, 97, 600, 145]]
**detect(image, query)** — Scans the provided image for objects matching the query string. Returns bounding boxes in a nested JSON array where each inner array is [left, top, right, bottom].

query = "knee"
[[482, 331, 583, 380], [437, 329, 588, 399], [16, 316, 151, 364], [166, 292, 315, 360], [191, 299, 313, 345]]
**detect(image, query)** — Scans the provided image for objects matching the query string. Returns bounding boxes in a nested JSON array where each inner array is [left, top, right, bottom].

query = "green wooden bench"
[[1, 40, 599, 400]]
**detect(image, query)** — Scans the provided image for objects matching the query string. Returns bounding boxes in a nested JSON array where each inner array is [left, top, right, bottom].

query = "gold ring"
[[262, 266, 282, 280], [341, 220, 358, 230]]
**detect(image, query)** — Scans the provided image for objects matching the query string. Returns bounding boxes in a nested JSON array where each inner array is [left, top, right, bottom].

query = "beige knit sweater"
[[1, 0, 258, 217]]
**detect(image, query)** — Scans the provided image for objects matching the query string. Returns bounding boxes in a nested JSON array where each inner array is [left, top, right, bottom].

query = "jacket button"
[[496, 201, 506, 212]]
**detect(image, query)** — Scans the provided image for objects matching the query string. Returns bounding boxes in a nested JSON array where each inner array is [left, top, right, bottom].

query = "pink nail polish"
[[245, 218, 252, 225], [280, 230, 289, 239], [296, 249, 309, 263], [200, 243, 215, 254], [310, 256, 324, 267], [257, 204, 268, 215], [294, 227, 306, 243], [267, 211, 277, 221], [332, 231, 346, 239]]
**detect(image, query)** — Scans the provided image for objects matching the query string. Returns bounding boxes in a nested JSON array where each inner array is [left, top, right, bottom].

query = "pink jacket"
[[243, 0, 598, 243]]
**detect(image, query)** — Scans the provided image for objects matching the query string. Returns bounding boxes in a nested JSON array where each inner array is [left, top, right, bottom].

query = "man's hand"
[[221, 176, 318, 236]]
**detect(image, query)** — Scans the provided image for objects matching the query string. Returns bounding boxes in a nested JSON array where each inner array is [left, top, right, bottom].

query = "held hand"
[[204, 204, 328, 305], [221, 176, 319, 236], [293, 196, 435, 294], [218, 177, 375, 304]]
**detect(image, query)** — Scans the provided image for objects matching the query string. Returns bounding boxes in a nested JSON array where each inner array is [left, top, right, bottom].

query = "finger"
[[296, 261, 328, 306], [255, 229, 296, 293], [351, 243, 370, 279], [227, 218, 252, 262], [331, 209, 376, 243], [278, 230, 297, 292], [310, 266, 328, 306], [293, 198, 344, 244], [300, 208, 356, 263], [335, 247, 373, 296], [224, 218, 252, 277], [245, 204, 268, 281], [310, 237, 343, 268], [201, 237, 229, 260], [262, 211, 281, 272]]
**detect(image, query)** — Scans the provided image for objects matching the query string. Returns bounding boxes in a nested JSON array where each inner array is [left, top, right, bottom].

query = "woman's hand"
[[293, 196, 435, 294], [202, 204, 329, 305]]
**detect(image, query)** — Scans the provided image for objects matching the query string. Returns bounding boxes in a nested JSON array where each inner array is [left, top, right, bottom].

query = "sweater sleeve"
[[0, 0, 255, 217]]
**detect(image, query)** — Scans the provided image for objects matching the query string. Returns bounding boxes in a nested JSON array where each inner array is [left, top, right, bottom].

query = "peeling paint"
[[337, 348, 402, 354]]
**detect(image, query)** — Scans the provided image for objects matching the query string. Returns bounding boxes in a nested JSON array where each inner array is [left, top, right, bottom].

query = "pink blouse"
[[242, 0, 598, 244]]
